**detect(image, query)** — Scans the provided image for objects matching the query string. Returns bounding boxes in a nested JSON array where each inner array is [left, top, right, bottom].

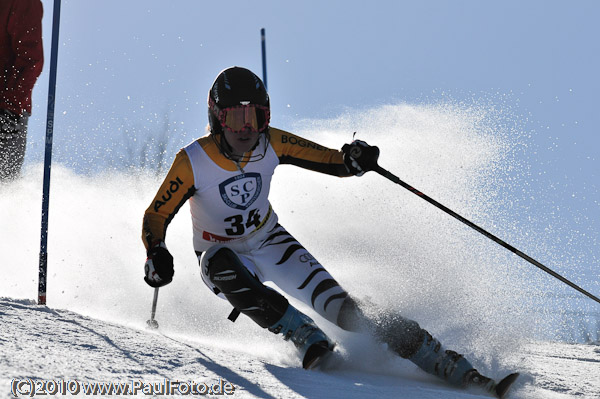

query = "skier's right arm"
[[142, 150, 196, 287]]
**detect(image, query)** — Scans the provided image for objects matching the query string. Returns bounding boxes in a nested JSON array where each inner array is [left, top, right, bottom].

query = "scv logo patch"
[[219, 173, 262, 210]]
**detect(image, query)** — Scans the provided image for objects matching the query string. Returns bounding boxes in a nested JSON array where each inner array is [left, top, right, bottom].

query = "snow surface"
[[1, 298, 599, 398], [1, 103, 599, 398]]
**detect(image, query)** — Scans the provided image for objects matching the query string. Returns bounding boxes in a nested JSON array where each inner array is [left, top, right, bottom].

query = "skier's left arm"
[[269, 128, 379, 177]]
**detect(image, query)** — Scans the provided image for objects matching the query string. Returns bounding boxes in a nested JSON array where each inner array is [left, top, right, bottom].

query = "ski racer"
[[141, 66, 517, 398]]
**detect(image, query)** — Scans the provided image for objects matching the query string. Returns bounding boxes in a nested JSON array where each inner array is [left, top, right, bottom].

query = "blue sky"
[[30, 0, 599, 172], [27, 1, 598, 281]]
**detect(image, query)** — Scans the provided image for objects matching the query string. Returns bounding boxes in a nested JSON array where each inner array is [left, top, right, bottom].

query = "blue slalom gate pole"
[[38, 0, 62, 305], [261, 28, 267, 90]]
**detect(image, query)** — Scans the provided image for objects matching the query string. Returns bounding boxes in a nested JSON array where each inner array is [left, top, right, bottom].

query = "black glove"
[[144, 241, 174, 287], [342, 140, 380, 176], [0, 108, 21, 135]]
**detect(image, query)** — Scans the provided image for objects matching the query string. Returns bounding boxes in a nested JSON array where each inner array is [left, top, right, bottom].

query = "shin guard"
[[206, 247, 288, 328]]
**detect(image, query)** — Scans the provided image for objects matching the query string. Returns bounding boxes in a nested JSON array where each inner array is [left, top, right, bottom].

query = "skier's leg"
[[336, 296, 496, 390], [201, 245, 287, 327], [336, 296, 424, 356], [199, 245, 333, 368], [254, 234, 423, 357], [250, 224, 509, 392], [251, 224, 349, 324]]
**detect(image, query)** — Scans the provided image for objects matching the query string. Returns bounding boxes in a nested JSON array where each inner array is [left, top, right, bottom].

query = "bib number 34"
[[224, 209, 261, 236]]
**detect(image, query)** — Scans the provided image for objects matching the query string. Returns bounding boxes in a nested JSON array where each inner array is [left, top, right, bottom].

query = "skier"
[[141, 67, 517, 398]]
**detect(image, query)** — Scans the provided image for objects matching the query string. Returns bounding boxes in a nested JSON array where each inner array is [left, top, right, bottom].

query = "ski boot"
[[409, 332, 475, 386], [269, 304, 334, 369], [409, 333, 519, 398]]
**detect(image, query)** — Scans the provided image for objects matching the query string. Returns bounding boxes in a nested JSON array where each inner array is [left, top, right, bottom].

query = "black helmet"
[[208, 67, 270, 136]]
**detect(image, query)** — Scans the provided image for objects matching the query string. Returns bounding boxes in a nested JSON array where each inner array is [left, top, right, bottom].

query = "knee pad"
[[205, 246, 288, 328], [373, 313, 425, 358], [336, 296, 369, 332], [334, 296, 425, 358]]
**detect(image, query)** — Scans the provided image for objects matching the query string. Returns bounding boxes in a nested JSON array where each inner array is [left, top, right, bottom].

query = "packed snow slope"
[[1, 103, 599, 398], [2, 297, 599, 398]]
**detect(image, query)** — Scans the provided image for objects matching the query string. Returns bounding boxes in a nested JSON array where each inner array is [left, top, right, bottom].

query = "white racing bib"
[[184, 135, 279, 251]]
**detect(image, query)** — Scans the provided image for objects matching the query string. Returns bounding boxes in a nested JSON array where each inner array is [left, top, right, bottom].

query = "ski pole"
[[374, 165, 600, 305], [147, 287, 159, 329]]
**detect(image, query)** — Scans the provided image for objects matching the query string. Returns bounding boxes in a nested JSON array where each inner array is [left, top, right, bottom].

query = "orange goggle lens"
[[219, 105, 269, 133]]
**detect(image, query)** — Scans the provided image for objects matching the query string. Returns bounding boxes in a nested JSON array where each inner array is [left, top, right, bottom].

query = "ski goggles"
[[214, 103, 270, 133]]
